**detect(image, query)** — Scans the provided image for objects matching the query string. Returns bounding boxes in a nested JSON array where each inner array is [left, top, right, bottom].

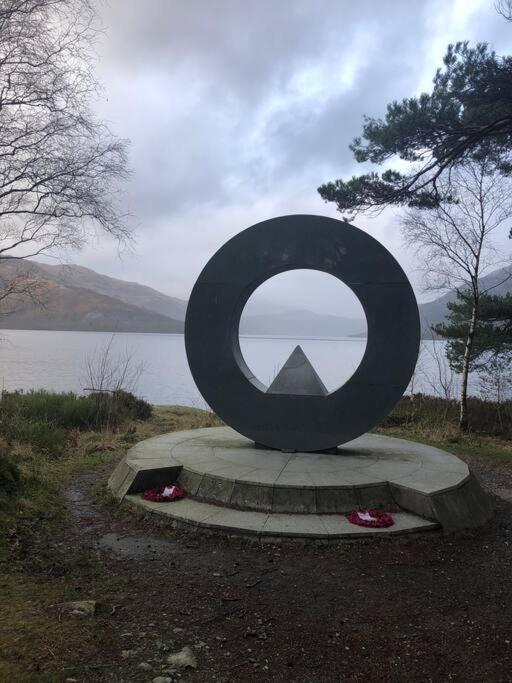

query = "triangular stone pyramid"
[[266, 345, 328, 396]]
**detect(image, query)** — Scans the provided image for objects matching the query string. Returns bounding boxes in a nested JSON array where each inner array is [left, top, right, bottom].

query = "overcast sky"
[[59, 0, 512, 318]]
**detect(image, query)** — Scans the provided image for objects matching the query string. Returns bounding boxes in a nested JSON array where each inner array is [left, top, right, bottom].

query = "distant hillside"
[[2, 258, 511, 337], [240, 310, 365, 337], [418, 266, 512, 336], [30, 261, 188, 321], [0, 259, 369, 337], [0, 262, 184, 333]]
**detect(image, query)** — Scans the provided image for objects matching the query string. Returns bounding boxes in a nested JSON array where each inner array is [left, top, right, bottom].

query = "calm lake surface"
[[0, 329, 473, 406]]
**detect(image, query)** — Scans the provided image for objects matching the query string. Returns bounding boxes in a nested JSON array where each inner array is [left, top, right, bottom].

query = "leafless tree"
[[0, 0, 129, 305], [478, 353, 512, 405], [0, 266, 45, 313], [419, 339, 456, 403], [82, 335, 144, 395], [402, 159, 512, 429], [81, 334, 146, 430], [406, 346, 424, 400]]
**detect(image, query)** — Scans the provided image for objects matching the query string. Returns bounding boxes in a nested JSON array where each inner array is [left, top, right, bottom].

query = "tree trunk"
[[459, 303, 478, 431]]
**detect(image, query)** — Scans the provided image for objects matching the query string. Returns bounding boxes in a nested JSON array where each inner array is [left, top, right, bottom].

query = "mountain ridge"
[[239, 310, 365, 337], [29, 261, 188, 322], [0, 261, 184, 333], [1, 259, 511, 337]]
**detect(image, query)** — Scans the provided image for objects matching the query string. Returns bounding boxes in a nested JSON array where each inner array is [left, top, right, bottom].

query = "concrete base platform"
[[125, 495, 439, 539], [109, 426, 493, 538]]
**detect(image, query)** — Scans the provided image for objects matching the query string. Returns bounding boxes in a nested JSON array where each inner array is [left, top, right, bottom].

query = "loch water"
[[0, 329, 475, 405]]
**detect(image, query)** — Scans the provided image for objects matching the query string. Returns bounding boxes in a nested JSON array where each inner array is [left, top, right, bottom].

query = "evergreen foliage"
[[433, 290, 512, 371], [318, 43, 512, 219]]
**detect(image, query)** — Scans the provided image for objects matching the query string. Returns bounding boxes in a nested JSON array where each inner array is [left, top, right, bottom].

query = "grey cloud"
[[97, 0, 438, 222], [77, 0, 512, 311]]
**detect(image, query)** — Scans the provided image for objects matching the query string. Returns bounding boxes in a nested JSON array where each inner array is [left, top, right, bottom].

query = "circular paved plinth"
[[108, 427, 493, 538]]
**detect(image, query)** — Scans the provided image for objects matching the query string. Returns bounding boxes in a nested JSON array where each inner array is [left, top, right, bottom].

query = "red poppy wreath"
[[347, 509, 394, 528], [143, 484, 186, 502]]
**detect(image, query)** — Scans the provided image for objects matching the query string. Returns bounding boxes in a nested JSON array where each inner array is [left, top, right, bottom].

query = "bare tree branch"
[[401, 160, 512, 429], [0, 0, 130, 310], [496, 0, 512, 21], [81, 334, 144, 395]]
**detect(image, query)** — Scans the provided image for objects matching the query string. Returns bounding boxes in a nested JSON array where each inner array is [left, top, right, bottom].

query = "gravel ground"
[[16, 455, 512, 682]]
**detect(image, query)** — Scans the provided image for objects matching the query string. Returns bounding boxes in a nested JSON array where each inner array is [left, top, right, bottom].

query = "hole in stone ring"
[[238, 269, 368, 394]]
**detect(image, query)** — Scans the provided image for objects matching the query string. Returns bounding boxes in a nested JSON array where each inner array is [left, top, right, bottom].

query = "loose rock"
[[167, 645, 198, 669], [121, 649, 137, 658], [61, 600, 97, 617], [156, 639, 171, 651]]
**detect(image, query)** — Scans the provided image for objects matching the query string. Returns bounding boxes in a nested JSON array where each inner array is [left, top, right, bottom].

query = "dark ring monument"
[[109, 215, 493, 539], [185, 214, 420, 452]]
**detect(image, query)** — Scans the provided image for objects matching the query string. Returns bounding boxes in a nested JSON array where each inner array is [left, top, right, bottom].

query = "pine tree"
[[318, 42, 512, 221], [434, 291, 512, 426]]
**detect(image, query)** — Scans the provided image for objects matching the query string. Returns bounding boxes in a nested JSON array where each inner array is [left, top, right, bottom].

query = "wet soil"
[[17, 457, 512, 682]]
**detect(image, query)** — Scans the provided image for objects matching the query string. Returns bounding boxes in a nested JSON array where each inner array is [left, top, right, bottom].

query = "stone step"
[[124, 494, 440, 540]]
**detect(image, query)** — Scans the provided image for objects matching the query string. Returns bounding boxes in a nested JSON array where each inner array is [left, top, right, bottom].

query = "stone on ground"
[[62, 600, 97, 617], [167, 645, 198, 669]]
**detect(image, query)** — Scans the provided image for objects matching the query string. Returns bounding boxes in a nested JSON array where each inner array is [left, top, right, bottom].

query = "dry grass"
[[371, 395, 512, 463], [0, 573, 124, 681], [0, 405, 220, 546]]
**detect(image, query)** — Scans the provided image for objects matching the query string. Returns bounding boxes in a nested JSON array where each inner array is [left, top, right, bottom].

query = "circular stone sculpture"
[[185, 214, 420, 452]]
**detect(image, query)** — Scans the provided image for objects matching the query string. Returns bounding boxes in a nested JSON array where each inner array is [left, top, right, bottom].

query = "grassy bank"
[[0, 395, 222, 551], [375, 394, 512, 462]]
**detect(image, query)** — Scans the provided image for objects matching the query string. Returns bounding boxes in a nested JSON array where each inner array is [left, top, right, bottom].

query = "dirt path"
[[17, 460, 512, 682]]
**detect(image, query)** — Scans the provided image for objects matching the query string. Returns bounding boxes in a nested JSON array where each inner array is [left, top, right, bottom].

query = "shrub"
[[381, 394, 512, 437], [0, 447, 21, 497], [0, 389, 153, 454], [1, 417, 66, 458], [86, 390, 152, 428], [0, 389, 152, 432], [112, 390, 153, 421], [0, 390, 88, 428]]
